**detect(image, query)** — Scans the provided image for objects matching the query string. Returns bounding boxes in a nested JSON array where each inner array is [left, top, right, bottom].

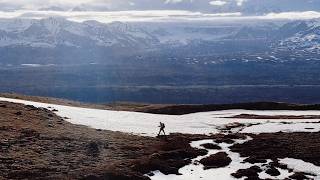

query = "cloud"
[[0, 10, 320, 24], [165, 0, 185, 3], [0, 0, 319, 16], [235, 0, 247, 6], [0, 10, 240, 23], [209, 1, 227, 6], [0, 0, 94, 10], [263, 11, 320, 20], [0, 0, 249, 11]]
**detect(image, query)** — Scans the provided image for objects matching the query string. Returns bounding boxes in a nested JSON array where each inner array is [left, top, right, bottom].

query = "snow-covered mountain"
[[0, 17, 159, 49], [0, 18, 284, 48], [0, 17, 319, 64], [0, 18, 268, 51], [277, 20, 320, 52]]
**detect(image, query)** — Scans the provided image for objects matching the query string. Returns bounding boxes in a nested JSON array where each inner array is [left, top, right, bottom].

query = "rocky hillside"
[[2, 96, 320, 179], [0, 100, 209, 179]]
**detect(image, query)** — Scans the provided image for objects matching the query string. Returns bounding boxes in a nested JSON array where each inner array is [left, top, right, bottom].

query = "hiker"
[[158, 122, 166, 136]]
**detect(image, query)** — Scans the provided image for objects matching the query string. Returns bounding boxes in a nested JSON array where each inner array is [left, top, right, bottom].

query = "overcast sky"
[[0, 0, 320, 22], [0, 0, 247, 11]]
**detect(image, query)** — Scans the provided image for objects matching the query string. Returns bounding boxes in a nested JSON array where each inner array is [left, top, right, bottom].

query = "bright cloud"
[[165, 0, 186, 3], [209, 1, 227, 6], [0, 0, 319, 23], [263, 11, 320, 20], [0, 0, 95, 9], [0, 10, 319, 23], [0, 0, 319, 16], [0, 10, 242, 23], [235, 0, 247, 6]]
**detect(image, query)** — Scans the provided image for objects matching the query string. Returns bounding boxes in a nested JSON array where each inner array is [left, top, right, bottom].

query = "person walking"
[[158, 122, 166, 136]]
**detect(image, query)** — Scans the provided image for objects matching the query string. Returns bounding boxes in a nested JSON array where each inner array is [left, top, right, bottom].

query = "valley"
[[1, 1, 320, 180], [1, 52, 320, 104]]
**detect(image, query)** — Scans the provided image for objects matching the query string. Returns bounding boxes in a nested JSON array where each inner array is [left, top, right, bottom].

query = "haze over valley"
[[1, 16, 320, 103], [3, 1, 320, 180]]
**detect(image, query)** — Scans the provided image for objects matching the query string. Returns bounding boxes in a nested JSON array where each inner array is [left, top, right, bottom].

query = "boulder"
[[199, 152, 231, 169], [265, 166, 280, 176], [244, 156, 267, 164], [200, 143, 221, 150], [231, 166, 262, 179]]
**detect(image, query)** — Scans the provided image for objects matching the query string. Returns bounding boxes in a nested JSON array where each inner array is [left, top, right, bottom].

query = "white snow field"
[[148, 137, 297, 180], [147, 138, 255, 180], [279, 158, 320, 179], [2, 96, 320, 179], [1, 97, 320, 137]]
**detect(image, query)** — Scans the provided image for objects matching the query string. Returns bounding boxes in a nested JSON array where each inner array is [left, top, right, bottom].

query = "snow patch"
[[1, 97, 320, 137], [148, 137, 252, 180], [280, 158, 320, 178]]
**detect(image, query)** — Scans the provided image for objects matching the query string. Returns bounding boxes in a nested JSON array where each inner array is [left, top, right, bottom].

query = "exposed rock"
[[219, 122, 246, 131], [268, 160, 288, 170], [133, 135, 208, 176], [25, 105, 37, 110], [231, 166, 262, 179], [0, 104, 7, 108], [134, 148, 207, 175], [289, 172, 312, 180], [199, 152, 231, 169], [249, 166, 263, 173], [230, 132, 320, 167], [20, 129, 40, 138], [244, 156, 267, 164], [84, 171, 149, 180], [200, 143, 221, 150], [87, 141, 100, 157], [15, 111, 22, 116], [215, 138, 234, 144], [265, 166, 281, 176]]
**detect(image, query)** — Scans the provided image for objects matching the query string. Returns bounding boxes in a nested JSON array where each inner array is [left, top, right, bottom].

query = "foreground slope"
[[2, 96, 320, 179], [0, 100, 211, 179]]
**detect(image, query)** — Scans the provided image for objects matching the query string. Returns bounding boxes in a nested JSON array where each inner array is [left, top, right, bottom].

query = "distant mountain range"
[[25, 0, 320, 15], [0, 17, 158, 49], [279, 20, 320, 51], [0, 17, 319, 65]]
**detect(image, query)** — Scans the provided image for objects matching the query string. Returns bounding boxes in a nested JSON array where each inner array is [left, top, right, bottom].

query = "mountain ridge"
[[0, 17, 319, 64]]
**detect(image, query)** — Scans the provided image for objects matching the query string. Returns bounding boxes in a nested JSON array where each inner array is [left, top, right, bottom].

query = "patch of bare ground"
[[231, 132, 320, 166], [231, 165, 262, 179], [3, 93, 320, 115], [227, 114, 320, 119], [142, 102, 320, 115], [230, 132, 320, 179], [199, 152, 232, 169], [0, 101, 208, 179], [0, 93, 169, 112], [200, 143, 221, 150]]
